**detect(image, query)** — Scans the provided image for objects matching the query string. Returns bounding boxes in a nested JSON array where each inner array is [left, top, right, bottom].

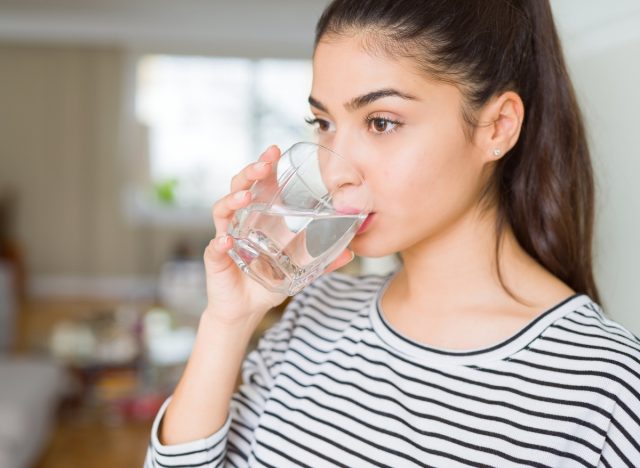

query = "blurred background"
[[0, 0, 638, 467]]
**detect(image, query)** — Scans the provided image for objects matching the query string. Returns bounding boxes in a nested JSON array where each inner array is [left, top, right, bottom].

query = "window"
[[131, 55, 314, 224]]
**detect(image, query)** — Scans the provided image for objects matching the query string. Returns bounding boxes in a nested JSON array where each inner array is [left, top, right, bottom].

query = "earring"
[[492, 148, 502, 157]]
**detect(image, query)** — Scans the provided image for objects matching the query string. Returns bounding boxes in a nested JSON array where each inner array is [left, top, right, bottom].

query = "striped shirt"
[[145, 271, 640, 467]]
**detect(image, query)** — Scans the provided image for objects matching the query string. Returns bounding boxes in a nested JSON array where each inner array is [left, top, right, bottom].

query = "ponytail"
[[497, 1, 600, 303]]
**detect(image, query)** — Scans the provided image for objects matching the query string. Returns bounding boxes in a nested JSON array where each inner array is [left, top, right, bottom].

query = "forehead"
[[311, 35, 429, 103]]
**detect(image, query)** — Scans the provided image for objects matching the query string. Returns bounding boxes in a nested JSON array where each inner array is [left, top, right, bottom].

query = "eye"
[[366, 115, 402, 135], [304, 116, 334, 133]]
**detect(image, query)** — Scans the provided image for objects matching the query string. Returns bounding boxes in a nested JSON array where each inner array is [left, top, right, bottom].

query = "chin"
[[349, 232, 400, 258]]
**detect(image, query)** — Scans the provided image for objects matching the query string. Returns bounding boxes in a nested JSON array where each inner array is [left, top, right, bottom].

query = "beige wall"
[[0, 44, 212, 290]]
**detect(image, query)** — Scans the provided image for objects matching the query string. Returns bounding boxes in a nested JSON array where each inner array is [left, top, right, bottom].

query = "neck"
[[392, 204, 537, 314]]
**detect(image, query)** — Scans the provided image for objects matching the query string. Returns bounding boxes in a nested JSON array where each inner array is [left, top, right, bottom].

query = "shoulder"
[[301, 270, 389, 308], [311, 270, 390, 294], [267, 271, 388, 338], [554, 299, 640, 351], [285, 270, 390, 330], [547, 298, 640, 384]]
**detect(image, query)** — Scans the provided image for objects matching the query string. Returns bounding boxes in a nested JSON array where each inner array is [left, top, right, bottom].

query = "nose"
[[318, 147, 357, 192], [316, 143, 369, 214], [318, 129, 363, 187], [326, 129, 358, 170]]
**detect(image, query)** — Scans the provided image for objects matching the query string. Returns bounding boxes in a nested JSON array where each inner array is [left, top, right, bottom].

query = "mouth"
[[357, 213, 376, 234]]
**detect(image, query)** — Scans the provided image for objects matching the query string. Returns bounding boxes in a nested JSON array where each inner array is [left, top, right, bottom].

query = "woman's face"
[[310, 35, 493, 258]]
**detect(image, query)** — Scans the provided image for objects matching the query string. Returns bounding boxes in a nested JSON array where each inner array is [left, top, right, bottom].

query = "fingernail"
[[218, 235, 229, 246], [254, 161, 270, 170], [262, 145, 275, 155], [233, 190, 248, 201]]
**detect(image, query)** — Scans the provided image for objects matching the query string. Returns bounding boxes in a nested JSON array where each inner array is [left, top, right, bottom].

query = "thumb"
[[325, 249, 355, 274]]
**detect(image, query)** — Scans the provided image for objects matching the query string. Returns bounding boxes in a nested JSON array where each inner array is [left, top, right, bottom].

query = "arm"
[[161, 313, 259, 445], [144, 295, 303, 467]]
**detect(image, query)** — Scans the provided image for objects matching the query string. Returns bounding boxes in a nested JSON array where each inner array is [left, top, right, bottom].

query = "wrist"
[[199, 309, 262, 340]]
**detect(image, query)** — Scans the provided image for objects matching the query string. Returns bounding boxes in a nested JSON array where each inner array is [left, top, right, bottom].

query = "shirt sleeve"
[[598, 370, 640, 467], [143, 292, 305, 468]]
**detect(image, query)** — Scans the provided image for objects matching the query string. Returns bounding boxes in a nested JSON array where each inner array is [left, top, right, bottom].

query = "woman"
[[145, 1, 640, 466]]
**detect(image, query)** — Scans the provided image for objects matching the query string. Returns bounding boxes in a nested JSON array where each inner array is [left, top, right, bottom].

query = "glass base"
[[228, 237, 319, 296]]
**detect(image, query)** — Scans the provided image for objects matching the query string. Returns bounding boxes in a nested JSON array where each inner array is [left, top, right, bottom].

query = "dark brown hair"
[[315, 0, 601, 304]]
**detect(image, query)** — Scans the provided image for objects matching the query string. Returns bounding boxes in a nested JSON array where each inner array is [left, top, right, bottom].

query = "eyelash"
[[304, 117, 325, 131], [304, 115, 403, 135]]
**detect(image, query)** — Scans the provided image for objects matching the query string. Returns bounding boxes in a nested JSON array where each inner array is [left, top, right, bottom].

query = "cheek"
[[351, 154, 482, 256], [374, 137, 481, 218], [421, 117, 470, 174]]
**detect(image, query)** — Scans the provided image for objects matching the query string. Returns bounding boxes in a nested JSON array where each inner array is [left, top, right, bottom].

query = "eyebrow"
[[308, 88, 417, 113]]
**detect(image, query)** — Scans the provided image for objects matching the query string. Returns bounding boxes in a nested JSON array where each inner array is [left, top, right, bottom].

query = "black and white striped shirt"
[[145, 271, 640, 467]]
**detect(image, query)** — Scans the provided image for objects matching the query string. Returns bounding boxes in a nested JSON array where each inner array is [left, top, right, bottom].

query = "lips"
[[357, 213, 375, 234], [335, 206, 362, 215]]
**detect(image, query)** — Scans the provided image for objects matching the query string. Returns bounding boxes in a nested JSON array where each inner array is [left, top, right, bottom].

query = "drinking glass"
[[227, 142, 371, 295]]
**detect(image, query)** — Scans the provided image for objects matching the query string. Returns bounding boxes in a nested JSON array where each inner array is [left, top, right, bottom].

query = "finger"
[[203, 235, 235, 275], [258, 144, 281, 164], [212, 189, 252, 236], [325, 249, 355, 274], [230, 145, 281, 193], [230, 160, 272, 193]]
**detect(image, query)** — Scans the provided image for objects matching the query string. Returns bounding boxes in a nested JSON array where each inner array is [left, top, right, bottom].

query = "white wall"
[[571, 44, 640, 331], [553, 0, 640, 333]]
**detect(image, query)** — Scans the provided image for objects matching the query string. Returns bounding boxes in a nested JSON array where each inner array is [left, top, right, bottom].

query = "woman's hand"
[[203, 145, 355, 327]]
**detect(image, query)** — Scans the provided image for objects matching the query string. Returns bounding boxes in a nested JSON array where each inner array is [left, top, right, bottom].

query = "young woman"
[[145, 1, 640, 466]]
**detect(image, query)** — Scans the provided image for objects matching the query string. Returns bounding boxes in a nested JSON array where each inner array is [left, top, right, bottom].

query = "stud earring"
[[492, 148, 502, 157]]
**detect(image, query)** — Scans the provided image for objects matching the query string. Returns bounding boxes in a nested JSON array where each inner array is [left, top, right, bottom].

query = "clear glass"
[[227, 142, 371, 295]]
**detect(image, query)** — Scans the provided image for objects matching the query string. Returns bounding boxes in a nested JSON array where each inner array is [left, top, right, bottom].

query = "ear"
[[474, 91, 524, 162]]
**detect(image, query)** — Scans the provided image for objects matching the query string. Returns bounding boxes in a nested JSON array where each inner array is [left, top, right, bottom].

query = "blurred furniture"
[[49, 304, 173, 427], [0, 357, 65, 468], [15, 258, 302, 467], [19, 298, 157, 468], [0, 262, 65, 468]]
